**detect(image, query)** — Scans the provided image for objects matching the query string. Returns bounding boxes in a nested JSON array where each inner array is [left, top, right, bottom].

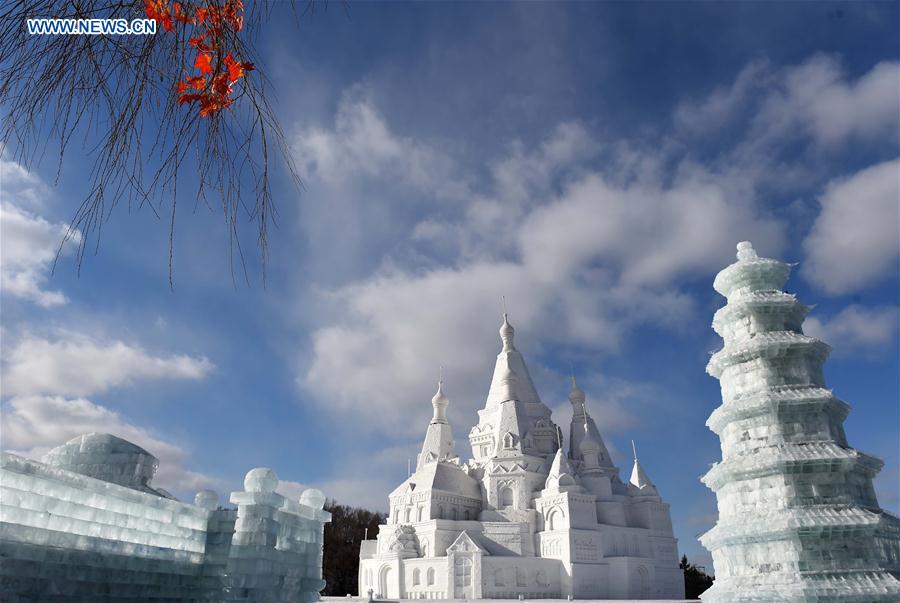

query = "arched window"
[[426, 567, 435, 586], [503, 432, 514, 449], [451, 507, 458, 520], [421, 538, 429, 557], [546, 508, 561, 531], [404, 507, 412, 522], [439, 505, 445, 519], [464, 509, 470, 520], [412, 568, 421, 586], [417, 506, 424, 522], [499, 486, 514, 509]]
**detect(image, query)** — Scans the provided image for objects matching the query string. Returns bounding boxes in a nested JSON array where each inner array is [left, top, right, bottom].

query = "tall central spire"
[[483, 313, 544, 409], [470, 313, 559, 463]]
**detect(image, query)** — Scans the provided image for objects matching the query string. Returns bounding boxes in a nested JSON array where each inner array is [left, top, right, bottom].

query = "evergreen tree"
[[680, 554, 715, 599], [322, 501, 386, 596]]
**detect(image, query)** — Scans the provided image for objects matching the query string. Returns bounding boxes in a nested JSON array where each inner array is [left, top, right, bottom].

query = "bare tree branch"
[[0, 0, 315, 285]]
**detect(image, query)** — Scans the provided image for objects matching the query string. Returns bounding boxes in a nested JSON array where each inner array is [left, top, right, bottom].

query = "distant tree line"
[[322, 501, 386, 596], [680, 554, 715, 599], [320, 501, 713, 599]]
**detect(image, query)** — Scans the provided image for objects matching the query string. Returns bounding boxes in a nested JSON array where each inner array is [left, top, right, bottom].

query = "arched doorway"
[[636, 566, 650, 598], [379, 565, 397, 599]]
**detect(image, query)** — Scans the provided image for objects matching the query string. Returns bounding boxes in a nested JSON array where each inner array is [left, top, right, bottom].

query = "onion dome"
[[431, 378, 450, 423], [568, 376, 586, 407], [499, 313, 516, 351]]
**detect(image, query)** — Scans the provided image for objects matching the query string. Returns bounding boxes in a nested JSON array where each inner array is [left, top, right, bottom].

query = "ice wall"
[[699, 242, 900, 603], [0, 437, 330, 602]]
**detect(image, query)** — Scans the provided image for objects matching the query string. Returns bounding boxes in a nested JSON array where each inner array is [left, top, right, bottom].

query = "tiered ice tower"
[[700, 242, 900, 602]]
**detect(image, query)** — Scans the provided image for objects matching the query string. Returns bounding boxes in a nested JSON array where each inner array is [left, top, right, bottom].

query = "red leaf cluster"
[[144, 1, 254, 117]]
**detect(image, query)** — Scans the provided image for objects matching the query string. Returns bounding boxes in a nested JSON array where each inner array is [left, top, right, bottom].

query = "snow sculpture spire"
[[566, 382, 615, 476], [417, 373, 457, 471], [699, 241, 900, 602], [628, 440, 654, 492]]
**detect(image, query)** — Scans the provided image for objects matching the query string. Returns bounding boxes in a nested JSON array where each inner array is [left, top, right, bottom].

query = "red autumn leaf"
[[212, 73, 231, 96], [194, 52, 213, 75], [186, 76, 207, 90], [144, 0, 166, 20], [173, 2, 191, 24], [176, 80, 188, 94], [224, 54, 245, 83], [242, 62, 255, 72], [194, 7, 208, 25], [178, 93, 205, 106]]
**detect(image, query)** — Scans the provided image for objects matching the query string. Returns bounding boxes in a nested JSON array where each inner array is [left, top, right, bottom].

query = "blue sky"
[[1, 1, 898, 568]]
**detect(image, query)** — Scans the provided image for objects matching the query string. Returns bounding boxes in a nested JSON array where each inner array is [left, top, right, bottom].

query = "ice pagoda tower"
[[700, 241, 900, 602]]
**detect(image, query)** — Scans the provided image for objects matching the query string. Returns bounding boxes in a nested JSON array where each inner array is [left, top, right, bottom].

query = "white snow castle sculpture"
[[358, 315, 685, 600], [700, 241, 900, 602]]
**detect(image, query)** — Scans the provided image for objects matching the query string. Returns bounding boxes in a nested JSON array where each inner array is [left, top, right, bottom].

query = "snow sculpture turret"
[[568, 379, 615, 470], [417, 376, 458, 470], [700, 241, 900, 602]]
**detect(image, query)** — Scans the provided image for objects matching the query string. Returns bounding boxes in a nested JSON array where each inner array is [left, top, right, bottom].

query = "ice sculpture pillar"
[[227, 468, 330, 602], [699, 241, 900, 602]]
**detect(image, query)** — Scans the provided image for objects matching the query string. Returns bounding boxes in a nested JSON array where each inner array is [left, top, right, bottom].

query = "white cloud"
[[1, 329, 218, 495], [676, 56, 900, 150], [784, 57, 899, 147], [2, 331, 213, 397], [804, 305, 899, 352], [674, 60, 772, 135], [294, 91, 467, 199], [1, 395, 219, 494], [300, 114, 784, 438], [0, 201, 80, 308], [289, 54, 896, 509], [802, 159, 900, 295]]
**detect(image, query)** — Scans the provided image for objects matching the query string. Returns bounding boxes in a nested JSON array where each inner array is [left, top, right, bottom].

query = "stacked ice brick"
[[224, 468, 328, 602], [0, 432, 330, 602], [699, 242, 900, 602]]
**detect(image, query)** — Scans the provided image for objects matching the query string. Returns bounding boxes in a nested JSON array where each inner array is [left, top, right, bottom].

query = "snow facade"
[[358, 316, 684, 600]]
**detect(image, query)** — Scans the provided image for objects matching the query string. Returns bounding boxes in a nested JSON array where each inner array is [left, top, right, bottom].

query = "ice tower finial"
[[736, 240, 758, 261]]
